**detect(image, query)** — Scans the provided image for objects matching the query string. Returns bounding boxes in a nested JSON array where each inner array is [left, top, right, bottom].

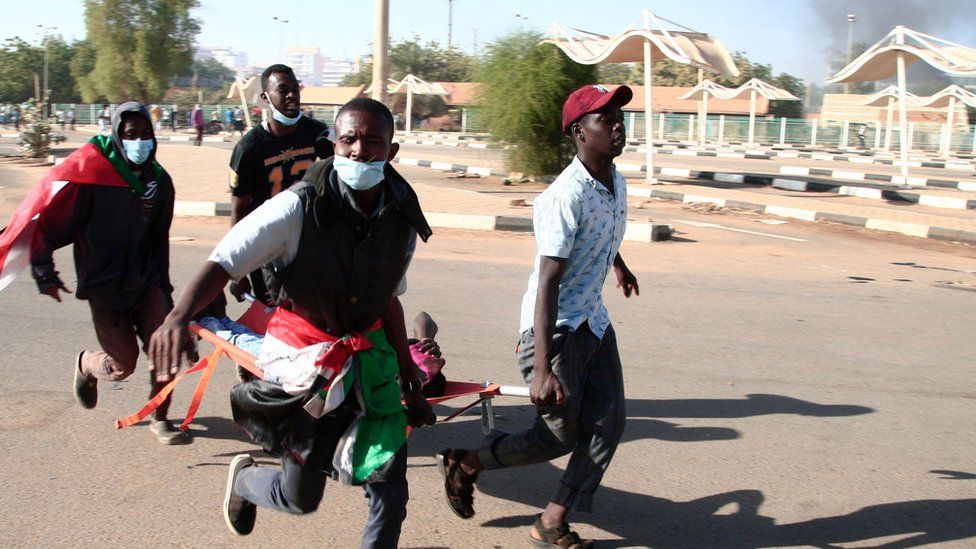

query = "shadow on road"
[[408, 394, 884, 547]]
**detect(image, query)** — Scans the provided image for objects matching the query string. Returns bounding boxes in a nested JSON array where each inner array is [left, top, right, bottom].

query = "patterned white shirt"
[[519, 155, 627, 339]]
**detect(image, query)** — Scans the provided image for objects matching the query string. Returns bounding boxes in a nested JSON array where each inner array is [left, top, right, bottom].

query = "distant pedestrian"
[[170, 105, 178, 132], [233, 106, 245, 136], [98, 103, 111, 133], [437, 84, 639, 549], [67, 108, 76, 131], [150, 104, 163, 133], [857, 124, 867, 148], [12, 106, 20, 130], [58, 110, 66, 131], [192, 104, 204, 146]]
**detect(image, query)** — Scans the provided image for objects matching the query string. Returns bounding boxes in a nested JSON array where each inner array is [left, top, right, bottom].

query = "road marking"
[[670, 218, 808, 242]]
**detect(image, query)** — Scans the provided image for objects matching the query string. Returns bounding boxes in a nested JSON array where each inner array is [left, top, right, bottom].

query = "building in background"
[[196, 46, 250, 76], [321, 58, 357, 87], [284, 46, 324, 86]]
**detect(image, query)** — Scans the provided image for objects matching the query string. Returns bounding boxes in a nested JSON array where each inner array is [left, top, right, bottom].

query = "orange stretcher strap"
[[114, 346, 223, 430]]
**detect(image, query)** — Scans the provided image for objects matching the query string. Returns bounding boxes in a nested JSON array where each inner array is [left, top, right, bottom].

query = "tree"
[[477, 31, 596, 176], [18, 97, 65, 158], [341, 36, 475, 85], [74, 0, 200, 103], [0, 37, 82, 104]]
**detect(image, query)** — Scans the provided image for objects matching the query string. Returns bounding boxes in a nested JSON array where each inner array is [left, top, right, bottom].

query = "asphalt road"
[[1, 179, 974, 548]]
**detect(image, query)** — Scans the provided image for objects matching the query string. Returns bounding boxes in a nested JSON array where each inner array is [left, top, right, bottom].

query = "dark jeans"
[[235, 408, 409, 549], [477, 322, 626, 512]]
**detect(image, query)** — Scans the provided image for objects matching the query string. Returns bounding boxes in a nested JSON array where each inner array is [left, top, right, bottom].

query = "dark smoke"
[[811, 0, 976, 51], [811, 0, 976, 90]]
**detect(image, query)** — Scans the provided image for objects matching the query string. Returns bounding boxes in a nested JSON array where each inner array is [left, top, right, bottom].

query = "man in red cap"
[[436, 84, 639, 548]]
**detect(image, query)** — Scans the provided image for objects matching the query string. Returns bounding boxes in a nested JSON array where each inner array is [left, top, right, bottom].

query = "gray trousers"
[[477, 322, 626, 512], [235, 409, 408, 549]]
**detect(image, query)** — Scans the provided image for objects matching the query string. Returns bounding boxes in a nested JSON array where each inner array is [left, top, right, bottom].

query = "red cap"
[[561, 84, 633, 134]]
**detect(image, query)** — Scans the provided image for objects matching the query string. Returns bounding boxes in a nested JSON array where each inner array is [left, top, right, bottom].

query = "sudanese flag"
[[0, 135, 162, 291]]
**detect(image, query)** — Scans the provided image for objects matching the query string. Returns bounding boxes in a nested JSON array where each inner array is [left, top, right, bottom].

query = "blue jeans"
[[477, 322, 626, 512], [235, 408, 408, 549]]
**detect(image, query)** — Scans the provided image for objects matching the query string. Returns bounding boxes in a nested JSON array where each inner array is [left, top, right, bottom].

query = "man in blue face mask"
[[13, 101, 184, 445], [149, 98, 433, 546], [225, 64, 334, 307]]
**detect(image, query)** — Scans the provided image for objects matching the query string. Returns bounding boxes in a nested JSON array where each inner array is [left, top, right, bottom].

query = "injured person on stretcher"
[[195, 297, 447, 398]]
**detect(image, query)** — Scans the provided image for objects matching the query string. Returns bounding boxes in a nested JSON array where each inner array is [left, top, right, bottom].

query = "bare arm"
[[530, 255, 567, 408], [230, 195, 252, 226], [148, 261, 231, 381], [612, 253, 639, 297], [381, 296, 433, 427]]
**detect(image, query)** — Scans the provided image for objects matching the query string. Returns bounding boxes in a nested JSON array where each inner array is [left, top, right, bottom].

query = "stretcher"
[[115, 296, 529, 435]]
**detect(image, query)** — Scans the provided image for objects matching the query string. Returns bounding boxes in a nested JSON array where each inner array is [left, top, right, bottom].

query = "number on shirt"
[[267, 160, 314, 197]]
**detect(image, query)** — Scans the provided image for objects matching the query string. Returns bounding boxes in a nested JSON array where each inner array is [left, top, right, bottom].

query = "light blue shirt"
[[519, 155, 627, 339]]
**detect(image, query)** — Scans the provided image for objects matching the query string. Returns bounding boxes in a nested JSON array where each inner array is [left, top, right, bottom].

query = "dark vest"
[[272, 159, 432, 334]]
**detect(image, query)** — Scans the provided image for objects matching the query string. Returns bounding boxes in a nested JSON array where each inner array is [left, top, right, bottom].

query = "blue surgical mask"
[[122, 139, 154, 164], [334, 155, 386, 191], [267, 99, 302, 126]]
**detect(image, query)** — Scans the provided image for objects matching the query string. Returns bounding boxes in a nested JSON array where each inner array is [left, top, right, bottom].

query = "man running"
[[148, 98, 431, 547], [436, 84, 639, 548], [226, 63, 333, 305], [0, 101, 183, 444]]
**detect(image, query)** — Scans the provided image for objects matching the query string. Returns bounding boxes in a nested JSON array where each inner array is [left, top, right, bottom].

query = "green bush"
[[19, 97, 65, 158], [476, 31, 596, 176]]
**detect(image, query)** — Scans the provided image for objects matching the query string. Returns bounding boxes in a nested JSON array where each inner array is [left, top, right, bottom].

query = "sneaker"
[[73, 352, 97, 409], [223, 455, 257, 536], [149, 418, 191, 445]]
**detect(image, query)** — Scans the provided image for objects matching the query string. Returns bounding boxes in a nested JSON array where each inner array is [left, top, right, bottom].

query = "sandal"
[[436, 448, 477, 519], [529, 514, 594, 548]]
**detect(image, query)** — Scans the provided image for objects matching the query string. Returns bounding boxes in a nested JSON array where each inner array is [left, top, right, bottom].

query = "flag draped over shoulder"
[[0, 135, 165, 291], [257, 307, 407, 485]]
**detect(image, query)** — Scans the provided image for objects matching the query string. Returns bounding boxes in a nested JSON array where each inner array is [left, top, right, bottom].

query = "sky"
[[4, 0, 976, 84]]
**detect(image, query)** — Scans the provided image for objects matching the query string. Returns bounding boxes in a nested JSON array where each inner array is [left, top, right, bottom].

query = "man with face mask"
[[225, 64, 333, 306], [148, 98, 432, 547], [0, 101, 183, 445]]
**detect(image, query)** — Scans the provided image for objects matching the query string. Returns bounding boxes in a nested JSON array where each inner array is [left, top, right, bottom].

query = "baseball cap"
[[561, 84, 633, 134]]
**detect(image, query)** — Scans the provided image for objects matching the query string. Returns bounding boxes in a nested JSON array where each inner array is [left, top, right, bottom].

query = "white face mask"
[[334, 155, 386, 191], [266, 97, 302, 126]]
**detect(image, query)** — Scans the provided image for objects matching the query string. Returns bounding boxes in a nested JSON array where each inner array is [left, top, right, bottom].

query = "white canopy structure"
[[678, 80, 733, 143], [913, 85, 976, 153], [829, 27, 976, 178], [226, 76, 262, 130], [722, 78, 800, 145], [543, 10, 739, 182], [861, 85, 921, 151], [367, 74, 448, 135]]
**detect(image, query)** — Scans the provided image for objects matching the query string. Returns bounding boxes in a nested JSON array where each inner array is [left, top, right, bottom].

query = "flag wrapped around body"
[[249, 307, 407, 485], [0, 135, 160, 291]]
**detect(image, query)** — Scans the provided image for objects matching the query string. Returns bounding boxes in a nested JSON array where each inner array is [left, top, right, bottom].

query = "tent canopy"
[[724, 78, 800, 101], [913, 84, 976, 109], [861, 85, 920, 107], [678, 79, 733, 100], [542, 23, 739, 77], [828, 27, 976, 84], [366, 74, 448, 96]]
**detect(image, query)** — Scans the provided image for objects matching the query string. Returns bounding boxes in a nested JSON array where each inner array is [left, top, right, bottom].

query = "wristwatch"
[[401, 379, 423, 393]]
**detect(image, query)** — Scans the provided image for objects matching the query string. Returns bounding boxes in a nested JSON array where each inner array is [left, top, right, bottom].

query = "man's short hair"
[[261, 64, 296, 91], [336, 98, 395, 139]]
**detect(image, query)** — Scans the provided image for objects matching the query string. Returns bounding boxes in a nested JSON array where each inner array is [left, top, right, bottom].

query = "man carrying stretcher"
[[148, 98, 433, 548]]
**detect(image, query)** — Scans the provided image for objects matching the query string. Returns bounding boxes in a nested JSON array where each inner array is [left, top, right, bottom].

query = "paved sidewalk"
[[43, 140, 976, 245]]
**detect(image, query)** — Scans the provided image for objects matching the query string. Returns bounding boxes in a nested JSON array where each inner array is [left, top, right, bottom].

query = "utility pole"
[[472, 28, 478, 57], [447, 0, 454, 49], [372, 0, 390, 105], [37, 25, 57, 119], [845, 13, 856, 95]]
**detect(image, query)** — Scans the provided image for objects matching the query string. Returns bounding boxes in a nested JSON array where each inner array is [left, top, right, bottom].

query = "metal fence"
[[6, 102, 975, 154]]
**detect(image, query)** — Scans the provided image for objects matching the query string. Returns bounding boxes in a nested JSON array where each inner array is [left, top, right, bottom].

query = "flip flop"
[[436, 448, 477, 519]]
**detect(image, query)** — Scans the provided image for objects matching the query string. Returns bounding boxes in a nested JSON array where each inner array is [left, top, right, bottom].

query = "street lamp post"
[[271, 16, 289, 61], [844, 14, 855, 95]]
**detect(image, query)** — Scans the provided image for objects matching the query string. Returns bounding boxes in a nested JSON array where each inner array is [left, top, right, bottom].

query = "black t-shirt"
[[229, 116, 333, 206]]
